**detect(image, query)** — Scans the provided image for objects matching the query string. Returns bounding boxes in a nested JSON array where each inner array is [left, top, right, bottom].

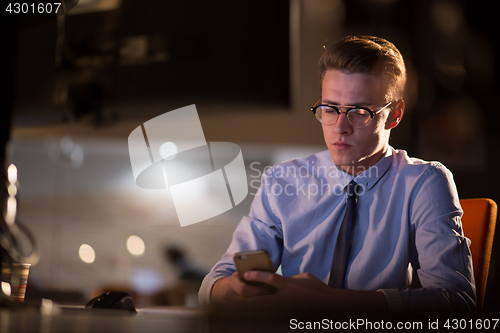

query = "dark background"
[[9, 0, 290, 126]]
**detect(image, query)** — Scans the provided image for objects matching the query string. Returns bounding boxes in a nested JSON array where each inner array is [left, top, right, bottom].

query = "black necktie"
[[328, 180, 358, 288]]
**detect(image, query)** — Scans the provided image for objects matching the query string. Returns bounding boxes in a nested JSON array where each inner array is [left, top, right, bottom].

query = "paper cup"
[[1, 263, 31, 302]]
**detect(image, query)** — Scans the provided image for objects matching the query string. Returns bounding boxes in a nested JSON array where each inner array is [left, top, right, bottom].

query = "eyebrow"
[[321, 99, 372, 107]]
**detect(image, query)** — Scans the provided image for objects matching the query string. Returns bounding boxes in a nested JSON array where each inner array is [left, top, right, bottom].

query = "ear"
[[387, 100, 405, 129]]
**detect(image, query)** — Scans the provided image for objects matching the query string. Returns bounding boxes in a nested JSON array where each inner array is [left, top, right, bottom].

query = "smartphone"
[[233, 250, 277, 293]]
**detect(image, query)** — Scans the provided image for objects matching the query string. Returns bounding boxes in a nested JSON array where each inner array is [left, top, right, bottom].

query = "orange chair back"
[[459, 198, 497, 312]]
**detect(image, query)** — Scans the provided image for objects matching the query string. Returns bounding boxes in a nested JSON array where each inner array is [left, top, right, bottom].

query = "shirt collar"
[[331, 147, 394, 192]]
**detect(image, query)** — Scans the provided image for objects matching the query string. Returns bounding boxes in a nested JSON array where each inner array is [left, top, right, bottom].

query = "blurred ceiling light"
[[79, 244, 96, 264], [5, 164, 18, 226], [7, 164, 17, 184], [7, 184, 17, 197], [5, 197, 17, 226], [127, 235, 145, 256], [40, 299, 55, 316], [159, 142, 178, 160], [1, 282, 11, 297]]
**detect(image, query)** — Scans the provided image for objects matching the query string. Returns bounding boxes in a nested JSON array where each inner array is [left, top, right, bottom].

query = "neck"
[[341, 165, 368, 177], [340, 146, 389, 176]]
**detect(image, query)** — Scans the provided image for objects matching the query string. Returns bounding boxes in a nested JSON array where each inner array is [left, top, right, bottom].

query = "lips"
[[333, 142, 352, 150]]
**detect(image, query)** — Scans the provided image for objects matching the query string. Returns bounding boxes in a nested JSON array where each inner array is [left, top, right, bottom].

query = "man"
[[199, 36, 475, 315]]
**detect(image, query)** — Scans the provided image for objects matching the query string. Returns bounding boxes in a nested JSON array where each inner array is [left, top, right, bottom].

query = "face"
[[321, 70, 403, 176]]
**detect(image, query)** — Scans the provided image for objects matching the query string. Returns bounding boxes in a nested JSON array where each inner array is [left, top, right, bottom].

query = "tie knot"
[[346, 181, 357, 197]]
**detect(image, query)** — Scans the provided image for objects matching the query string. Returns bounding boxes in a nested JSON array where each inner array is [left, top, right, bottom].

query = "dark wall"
[[12, 0, 290, 126], [0, 13, 17, 264]]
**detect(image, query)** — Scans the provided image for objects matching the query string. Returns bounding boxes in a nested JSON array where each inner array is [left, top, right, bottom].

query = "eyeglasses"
[[310, 99, 397, 128]]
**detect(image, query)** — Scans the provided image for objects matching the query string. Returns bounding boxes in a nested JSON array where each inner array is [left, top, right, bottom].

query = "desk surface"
[[0, 305, 208, 333]]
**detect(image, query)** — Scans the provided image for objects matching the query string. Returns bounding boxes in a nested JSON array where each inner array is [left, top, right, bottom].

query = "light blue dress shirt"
[[199, 147, 476, 313]]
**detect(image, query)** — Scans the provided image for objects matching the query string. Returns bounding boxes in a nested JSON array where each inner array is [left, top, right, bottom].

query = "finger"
[[243, 271, 285, 286], [230, 272, 271, 298]]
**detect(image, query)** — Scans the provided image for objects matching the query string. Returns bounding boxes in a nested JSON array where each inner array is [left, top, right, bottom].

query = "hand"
[[241, 271, 335, 308], [210, 272, 273, 305], [241, 271, 389, 314]]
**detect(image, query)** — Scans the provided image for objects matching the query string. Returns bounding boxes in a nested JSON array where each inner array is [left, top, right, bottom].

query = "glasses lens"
[[317, 106, 338, 125], [347, 108, 371, 127]]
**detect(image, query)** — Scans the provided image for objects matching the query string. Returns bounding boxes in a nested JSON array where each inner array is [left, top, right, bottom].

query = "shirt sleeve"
[[198, 169, 284, 307], [397, 163, 476, 314]]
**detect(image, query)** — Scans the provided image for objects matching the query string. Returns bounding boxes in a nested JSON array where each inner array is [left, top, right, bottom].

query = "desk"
[[0, 305, 208, 333]]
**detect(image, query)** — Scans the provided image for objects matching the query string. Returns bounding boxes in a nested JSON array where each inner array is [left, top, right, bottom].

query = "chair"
[[459, 198, 497, 312]]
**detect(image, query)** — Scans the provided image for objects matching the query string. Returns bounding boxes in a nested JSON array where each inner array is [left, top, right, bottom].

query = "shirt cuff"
[[378, 289, 405, 314], [202, 275, 227, 307]]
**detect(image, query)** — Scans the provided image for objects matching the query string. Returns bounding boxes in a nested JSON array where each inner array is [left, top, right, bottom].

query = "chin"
[[331, 156, 359, 168]]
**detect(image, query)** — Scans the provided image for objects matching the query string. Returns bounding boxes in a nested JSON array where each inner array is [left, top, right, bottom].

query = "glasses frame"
[[310, 99, 398, 128]]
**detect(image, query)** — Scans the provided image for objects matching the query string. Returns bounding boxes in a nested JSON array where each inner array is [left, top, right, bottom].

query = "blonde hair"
[[319, 36, 406, 101]]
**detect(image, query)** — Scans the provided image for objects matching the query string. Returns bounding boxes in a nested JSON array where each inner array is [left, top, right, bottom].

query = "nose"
[[335, 112, 353, 135]]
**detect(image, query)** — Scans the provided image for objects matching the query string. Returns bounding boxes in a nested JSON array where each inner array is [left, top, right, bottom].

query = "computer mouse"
[[85, 291, 136, 313]]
